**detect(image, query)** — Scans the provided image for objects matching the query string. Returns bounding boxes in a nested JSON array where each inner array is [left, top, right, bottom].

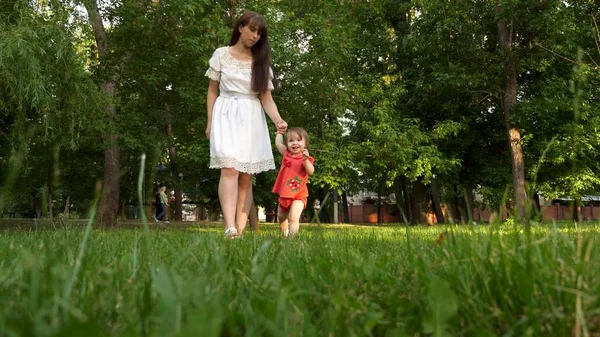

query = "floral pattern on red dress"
[[285, 175, 303, 192]]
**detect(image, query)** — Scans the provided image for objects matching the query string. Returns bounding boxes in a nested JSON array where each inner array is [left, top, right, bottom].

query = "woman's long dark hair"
[[229, 11, 272, 93]]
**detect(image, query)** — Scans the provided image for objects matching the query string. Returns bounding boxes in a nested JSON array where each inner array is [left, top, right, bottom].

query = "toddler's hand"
[[302, 149, 310, 160], [276, 120, 288, 134]]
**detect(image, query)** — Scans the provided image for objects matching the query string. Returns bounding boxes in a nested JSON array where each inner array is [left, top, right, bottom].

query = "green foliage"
[[2, 0, 600, 219], [0, 1, 103, 215], [0, 1, 102, 146], [401, 0, 600, 209]]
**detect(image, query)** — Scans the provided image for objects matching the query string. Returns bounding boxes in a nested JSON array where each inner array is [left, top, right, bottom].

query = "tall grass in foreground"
[[0, 223, 598, 337]]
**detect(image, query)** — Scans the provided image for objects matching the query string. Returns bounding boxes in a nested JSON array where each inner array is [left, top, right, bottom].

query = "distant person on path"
[[153, 188, 162, 222], [160, 186, 169, 223], [272, 127, 315, 237], [154, 186, 169, 223], [313, 199, 321, 223], [205, 11, 287, 238]]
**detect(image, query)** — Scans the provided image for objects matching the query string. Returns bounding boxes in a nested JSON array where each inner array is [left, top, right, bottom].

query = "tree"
[[82, 0, 121, 226], [0, 0, 102, 219], [494, 0, 526, 222]]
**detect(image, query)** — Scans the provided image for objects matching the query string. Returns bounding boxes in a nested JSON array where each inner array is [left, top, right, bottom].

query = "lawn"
[[0, 222, 599, 336]]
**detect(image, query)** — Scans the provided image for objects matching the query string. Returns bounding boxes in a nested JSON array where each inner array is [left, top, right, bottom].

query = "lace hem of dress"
[[205, 68, 220, 81], [210, 156, 275, 174]]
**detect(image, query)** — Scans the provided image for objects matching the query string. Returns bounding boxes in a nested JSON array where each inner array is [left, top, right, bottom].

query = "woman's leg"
[[219, 168, 239, 232], [235, 172, 253, 234], [287, 200, 305, 236]]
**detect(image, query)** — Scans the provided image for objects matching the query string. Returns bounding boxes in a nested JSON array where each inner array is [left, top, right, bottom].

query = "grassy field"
[[0, 222, 599, 337]]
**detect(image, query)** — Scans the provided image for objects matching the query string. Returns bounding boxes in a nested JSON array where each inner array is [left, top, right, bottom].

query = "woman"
[[205, 11, 287, 237]]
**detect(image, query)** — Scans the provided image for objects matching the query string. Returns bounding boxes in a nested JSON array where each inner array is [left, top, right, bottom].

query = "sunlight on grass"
[[0, 223, 599, 336]]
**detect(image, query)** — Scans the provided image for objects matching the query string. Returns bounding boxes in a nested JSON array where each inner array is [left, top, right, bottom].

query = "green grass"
[[0, 222, 599, 337]]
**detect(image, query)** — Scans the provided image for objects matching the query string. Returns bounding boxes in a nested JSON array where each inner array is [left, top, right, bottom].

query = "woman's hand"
[[276, 119, 288, 134], [205, 124, 211, 139]]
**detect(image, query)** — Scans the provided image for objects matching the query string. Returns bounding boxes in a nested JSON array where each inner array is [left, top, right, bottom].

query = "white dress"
[[205, 46, 276, 174]]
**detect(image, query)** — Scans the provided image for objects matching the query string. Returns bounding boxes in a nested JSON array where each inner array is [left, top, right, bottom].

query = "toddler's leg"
[[277, 206, 289, 237], [287, 200, 305, 236]]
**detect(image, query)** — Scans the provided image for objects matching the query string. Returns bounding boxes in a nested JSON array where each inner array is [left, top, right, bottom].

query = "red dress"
[[272, 150, 314, 211]]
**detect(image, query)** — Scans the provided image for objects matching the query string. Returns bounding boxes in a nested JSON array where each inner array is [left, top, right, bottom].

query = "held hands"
[[276, 119, 288, 134]]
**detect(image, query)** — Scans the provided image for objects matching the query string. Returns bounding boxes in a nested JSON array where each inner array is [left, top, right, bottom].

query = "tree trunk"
[[410, 179, 428, 225], [249, 202, 259, 231], [400, 176, 412, 223], [64, 159, 73, 216], [377, 190, 383, 224], [532, 192, 541, 219], [47, 152, 53, 221], [377, 178, 384, 223], [394, 178, 408, 224], [63, 192, 70, 216], [265, 202, 276, 223], [464, 184, 475, 223], [85, 0, 120, 227], [495, 0, 526, 223], [97, 101, 120, 226], [209, 206, 215, 221], [165, 106, 182, 221], [342, 190, 350, 223], [333, 191, 339, 224], [34, 193, 42, 218], [450, 200, 460, 223], [572, 200, 579, 222], [430, 179, 445, 224], [225, 0, 237, 21], [450, 185, 462, 223]]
